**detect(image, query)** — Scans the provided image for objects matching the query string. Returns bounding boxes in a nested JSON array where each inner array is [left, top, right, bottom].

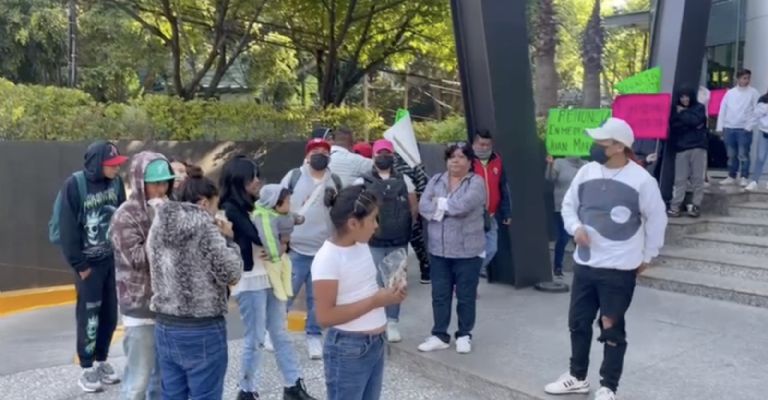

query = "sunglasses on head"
[[447, 141, 469, 148]]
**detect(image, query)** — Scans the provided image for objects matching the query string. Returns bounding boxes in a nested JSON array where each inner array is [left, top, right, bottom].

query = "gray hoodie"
[[546, 158, 587, 212]]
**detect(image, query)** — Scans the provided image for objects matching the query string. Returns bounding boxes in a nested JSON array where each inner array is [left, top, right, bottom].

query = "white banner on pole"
[[383, 113, 422, 168]]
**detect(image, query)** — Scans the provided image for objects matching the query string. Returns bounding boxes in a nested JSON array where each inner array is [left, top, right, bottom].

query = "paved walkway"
[[2, 264, 767, 399], [391, 269, 768, 400]]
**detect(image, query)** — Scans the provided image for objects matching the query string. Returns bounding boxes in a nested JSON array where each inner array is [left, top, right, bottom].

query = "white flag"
[[383, 112, 422, 168]]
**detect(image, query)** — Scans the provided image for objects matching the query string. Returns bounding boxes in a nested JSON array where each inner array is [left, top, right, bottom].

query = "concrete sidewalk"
[[2, 263, 766, 399], [391, 268, 768, 400]]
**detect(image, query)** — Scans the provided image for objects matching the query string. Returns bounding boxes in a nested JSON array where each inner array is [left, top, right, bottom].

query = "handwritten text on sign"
[[611, 94, 672, 140], [546, 109, 612, 156]]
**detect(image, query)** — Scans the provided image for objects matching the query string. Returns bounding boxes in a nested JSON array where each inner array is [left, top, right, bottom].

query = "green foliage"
[[0, 0, 68, 85], [0, 78, 384, 141], [413, 115, 468, 143]]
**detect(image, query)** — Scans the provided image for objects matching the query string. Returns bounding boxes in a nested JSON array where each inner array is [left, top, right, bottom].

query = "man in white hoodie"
[[544, 118, 668, 400], [716, 69, 761, 186]]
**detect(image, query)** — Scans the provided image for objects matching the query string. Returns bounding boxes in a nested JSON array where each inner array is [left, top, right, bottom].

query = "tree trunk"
[[532, 0, 559, 117], [581, 0, 603, 108]]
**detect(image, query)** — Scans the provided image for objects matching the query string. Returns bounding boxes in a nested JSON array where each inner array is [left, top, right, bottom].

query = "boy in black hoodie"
[[59, 141, 127, 393], [668, 88, 708, 218]]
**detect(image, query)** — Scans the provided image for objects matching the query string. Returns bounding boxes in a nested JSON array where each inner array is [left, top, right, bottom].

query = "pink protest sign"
[[611, 94, 672, 140], [708, 89, 727, 117]]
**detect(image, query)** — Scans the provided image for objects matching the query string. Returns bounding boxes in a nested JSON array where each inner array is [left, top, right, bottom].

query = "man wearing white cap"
[[544, 118, 668, 400]]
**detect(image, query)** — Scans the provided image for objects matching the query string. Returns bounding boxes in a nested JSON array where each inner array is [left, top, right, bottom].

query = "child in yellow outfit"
[[252, 184, 305, 301]]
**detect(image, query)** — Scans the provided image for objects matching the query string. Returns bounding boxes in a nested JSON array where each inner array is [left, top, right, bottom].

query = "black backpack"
[[362, 171, 412, 247]]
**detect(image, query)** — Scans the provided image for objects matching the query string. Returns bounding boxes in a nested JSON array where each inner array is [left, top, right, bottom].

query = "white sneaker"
[[746, 181, 759, 191], [386, 321, 402, 343], [263, 331, 274, 352], [417, 336, 450, 352], [594, 387, 616, 400], [307, 336, 323, 360], [455, 336, 472, 354], [739, 177, 750, 187], [720, 177, 736, 185], [544, 372, 591, 395]]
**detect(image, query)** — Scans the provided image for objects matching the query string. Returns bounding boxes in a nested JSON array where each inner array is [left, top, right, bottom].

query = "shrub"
[[0, 78, 386, 141]]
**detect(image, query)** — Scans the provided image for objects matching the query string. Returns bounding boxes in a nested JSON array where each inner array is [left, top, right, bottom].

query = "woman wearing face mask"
[[354, 139, 417, 343], [668, 88, 708, 218], [282, 138, 343, 360], [147, 168, 242, 400], [417, 142, 486, 355]]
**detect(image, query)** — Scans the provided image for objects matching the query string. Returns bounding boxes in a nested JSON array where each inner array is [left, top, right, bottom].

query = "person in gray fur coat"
[[147, 167, 242, 400]]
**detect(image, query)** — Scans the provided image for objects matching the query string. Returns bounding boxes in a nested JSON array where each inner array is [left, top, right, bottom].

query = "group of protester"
[[54, 125, 515, 400], [72, 71, 768, 399], [668, 69, 768, 218]]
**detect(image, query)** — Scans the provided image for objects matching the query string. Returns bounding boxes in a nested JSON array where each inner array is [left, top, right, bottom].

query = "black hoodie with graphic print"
[[60, 141, 127, 272]]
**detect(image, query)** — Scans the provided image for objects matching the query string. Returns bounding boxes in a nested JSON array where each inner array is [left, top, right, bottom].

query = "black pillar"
[[649, 0, 713, 201], [451, 0, 552, 287]]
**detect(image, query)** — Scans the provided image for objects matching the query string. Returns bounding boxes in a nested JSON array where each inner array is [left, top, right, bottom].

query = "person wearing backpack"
[[109, 152, 175, 400], [55, 141, 127, 393], [281, 138, 342, 360], [354, 139, 417, 343]]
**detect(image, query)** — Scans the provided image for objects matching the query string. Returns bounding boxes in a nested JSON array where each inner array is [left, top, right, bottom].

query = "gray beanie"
[[257, 184, 283, 209]]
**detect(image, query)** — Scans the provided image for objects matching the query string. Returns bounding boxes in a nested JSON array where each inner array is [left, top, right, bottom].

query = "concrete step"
[[665, 216, 768, 245], [639, 267, 768, 308], [679, 232, 768, 257], [658, 246, 768, 282], [704, 216, 768, 236], [728, 201, 768, 219]]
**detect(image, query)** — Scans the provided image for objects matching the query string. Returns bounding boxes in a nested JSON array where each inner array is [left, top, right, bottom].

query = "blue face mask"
[[590, 143, 609, 165]]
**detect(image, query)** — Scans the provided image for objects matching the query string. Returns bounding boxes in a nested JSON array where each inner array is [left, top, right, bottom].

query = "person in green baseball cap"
[[109, 152, 175, 400]]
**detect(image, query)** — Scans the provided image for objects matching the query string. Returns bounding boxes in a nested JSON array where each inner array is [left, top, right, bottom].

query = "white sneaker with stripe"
[[544, 372, 591, 395]]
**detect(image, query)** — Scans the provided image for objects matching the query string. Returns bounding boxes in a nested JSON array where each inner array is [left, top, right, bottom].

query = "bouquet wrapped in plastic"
[[379, 248, 408, 290]]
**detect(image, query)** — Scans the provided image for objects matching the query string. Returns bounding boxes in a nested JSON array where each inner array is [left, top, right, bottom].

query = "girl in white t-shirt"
[[312, 185, 407, 400]]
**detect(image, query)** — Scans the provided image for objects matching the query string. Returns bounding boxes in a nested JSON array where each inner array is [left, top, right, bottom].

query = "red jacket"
[[472, 153, 511, 219]]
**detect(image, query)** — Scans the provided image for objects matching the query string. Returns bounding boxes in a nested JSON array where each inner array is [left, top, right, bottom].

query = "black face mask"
[[309, 153, 329, 170], [374, 155, 394, 170], [590, 143, 610, 165]]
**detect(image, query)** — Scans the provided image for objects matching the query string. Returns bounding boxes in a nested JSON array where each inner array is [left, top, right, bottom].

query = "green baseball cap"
[[144, 159, 176, 183]]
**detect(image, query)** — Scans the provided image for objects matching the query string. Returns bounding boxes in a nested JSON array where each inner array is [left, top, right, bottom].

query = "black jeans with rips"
[[569, 263, 637, 393]]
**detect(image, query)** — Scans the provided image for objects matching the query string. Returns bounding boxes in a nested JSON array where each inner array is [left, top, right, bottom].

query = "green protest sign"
[[546, 108, 612, 156], [615, 67, 662, 94]]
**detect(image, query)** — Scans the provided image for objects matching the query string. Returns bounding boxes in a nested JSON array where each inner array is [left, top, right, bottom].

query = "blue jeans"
[[323, 328, 386, 400], [155, 319, 228, 400], [553, 212, 572, 274], [369, 246, 406, 322], [429, 255, 483, 342], [752, 132, 768, 182], [235, 289, 301, 391], [287, 252, 322, 337], [122, 325, 161, 400], [725, 128, 753, 179], [482, 218, 498, 269]]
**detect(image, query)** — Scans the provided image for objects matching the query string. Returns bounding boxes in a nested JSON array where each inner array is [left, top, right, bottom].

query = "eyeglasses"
[[447, 141, 468, 148]]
